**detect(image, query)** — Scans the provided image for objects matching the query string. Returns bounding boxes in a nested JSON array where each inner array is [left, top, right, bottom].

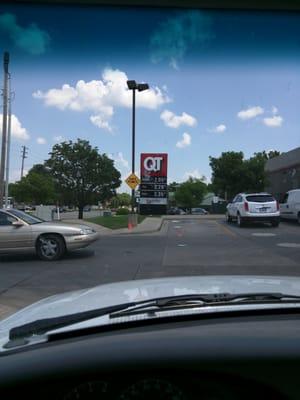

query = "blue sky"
[[0, 4, 300, 191]]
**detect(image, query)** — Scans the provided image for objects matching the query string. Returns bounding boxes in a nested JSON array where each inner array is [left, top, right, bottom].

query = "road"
[[0, 217, 300, 319]]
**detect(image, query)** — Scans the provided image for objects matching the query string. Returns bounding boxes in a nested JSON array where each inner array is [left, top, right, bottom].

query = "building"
[[265, 147, 300, 201]]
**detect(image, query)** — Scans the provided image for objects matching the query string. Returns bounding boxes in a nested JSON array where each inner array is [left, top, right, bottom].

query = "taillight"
[[276, 201, 279, 211], [244, 202, 249, 212]]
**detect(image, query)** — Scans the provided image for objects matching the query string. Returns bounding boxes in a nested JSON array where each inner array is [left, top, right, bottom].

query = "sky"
[[0, 4, 300, 192]]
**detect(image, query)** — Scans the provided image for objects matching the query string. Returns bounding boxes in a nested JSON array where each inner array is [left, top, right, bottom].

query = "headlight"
[[79, 228, 95, 235]]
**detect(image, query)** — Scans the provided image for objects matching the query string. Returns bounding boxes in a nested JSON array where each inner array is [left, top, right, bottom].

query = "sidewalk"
[[63, 214, 224, 235]]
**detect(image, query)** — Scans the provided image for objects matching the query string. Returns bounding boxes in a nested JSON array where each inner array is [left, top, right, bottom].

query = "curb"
[[118, 217, 165, 235]]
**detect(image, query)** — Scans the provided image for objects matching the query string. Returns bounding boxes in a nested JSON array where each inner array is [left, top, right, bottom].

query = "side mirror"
[[12, 220, 24, 227]]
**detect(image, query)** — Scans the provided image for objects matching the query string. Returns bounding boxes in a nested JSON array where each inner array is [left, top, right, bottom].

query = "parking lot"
[[0, 216, 299, 320]]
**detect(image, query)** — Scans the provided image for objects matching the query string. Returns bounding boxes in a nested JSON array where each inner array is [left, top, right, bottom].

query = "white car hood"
[[1, 275, 300, 351]]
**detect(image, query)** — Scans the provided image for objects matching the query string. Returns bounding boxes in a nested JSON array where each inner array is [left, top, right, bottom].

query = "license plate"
[[259, 207, 268, 212]]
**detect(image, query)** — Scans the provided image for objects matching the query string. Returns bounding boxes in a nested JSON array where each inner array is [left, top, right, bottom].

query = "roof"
[[265, 147, 300, 172]]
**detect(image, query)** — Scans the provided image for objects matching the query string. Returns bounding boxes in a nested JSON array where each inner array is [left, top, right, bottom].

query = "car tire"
[[271, 221, 280, 227], [237, 213, 244, 227], [226, 212, 232, 223], [36, 234, 66, 261], [298, 213, 300, 225]]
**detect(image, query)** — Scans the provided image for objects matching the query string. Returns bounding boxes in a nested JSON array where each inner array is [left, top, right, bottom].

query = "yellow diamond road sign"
[[125, 173, 140, 190]]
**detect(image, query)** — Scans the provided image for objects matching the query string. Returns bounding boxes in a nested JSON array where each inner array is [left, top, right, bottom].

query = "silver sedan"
[[0, 209, 100, 261]]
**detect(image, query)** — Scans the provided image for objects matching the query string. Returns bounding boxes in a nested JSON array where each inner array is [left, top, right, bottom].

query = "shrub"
[[116, 208, 130, 215]]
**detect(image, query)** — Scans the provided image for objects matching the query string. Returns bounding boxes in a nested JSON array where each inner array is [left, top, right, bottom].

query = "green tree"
[[209, 152, 245, 200], [9, 168, 57, 205], [117, 193, 131, 207], [210, 150, 281, 199], [45, 139, 121, 219], [167, 182, 180, 206], [175, 178, 207, 212]]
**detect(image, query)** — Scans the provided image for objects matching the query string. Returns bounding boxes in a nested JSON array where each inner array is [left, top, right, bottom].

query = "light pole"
[[126, 80, 149, 213]]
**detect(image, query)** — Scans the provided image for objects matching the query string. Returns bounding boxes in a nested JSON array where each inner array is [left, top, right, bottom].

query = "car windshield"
[[0, 2, 300, 332], [8, 209, 44, 225]]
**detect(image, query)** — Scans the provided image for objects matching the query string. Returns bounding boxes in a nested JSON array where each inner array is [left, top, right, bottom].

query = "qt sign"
[[141, 153, 168, 177]]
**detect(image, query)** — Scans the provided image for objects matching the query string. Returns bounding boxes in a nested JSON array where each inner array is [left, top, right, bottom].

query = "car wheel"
[[36, 234, 66, 261], [237, 213, 244, 227], [226, 212, 232, 223], [271, 221, 280, 227]]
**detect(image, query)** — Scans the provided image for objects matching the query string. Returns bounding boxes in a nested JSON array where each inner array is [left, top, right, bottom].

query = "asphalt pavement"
[[0, 217, 299, 320]]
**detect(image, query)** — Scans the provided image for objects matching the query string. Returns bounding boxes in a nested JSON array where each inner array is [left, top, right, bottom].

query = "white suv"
[[226, 193, 280, 227]]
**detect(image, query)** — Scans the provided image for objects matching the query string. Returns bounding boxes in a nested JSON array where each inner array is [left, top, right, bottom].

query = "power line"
[[20, 145, 28, 180]]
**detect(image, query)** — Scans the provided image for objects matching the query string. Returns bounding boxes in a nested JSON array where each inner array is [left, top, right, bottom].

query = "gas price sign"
[[140, 154, 168, 205]]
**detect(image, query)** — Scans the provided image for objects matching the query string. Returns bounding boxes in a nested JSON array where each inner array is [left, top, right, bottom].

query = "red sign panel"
[[140, 153, 168, 178]]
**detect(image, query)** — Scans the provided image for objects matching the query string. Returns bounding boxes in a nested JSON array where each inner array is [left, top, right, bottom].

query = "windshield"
[[0, 2, 300, 328], [8, 209, 44, 225]]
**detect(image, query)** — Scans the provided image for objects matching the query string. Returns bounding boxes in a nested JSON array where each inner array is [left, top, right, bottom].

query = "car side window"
[[282, 193, 289, 204], [0, 212, 16, 226]]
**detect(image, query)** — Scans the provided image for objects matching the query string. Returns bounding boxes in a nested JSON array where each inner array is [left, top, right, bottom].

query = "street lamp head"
[[137, 83, 149, 92], [127, 80, 137, 90]]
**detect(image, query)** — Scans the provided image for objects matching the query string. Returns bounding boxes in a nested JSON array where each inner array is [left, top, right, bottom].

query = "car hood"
[[31, 221, 93, 233], [1, 275, 300, 350]]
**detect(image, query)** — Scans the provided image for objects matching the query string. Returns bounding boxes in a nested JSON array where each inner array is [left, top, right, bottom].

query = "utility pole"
[[0, 51, 9, 208], [20, 145, 28, 180], [4, 73, 12, 208]]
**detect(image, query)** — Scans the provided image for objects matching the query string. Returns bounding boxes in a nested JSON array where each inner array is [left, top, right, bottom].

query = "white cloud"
[[37, 137, 46, 144], [33, 68, 170, 131], [176, 132, 191, 148], [263, 115, 283, 127], [272, 106, 278, 115], [53, 135, 65, 142], [212, 124, 226, 133], [160, 109, 197, 128], [0, 13, 50, 55], [150, 11, 214, 69], [9, 168, 28, 182], [90, 115, 113, 133], [109, 152, 130, 170], [237, 106, 264, 120], [183, 169, 206, 181], [0, 114, 30, 140]]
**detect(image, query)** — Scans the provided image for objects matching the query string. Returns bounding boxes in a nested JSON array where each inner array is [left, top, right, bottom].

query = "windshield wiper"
[[8, 292, 300, 343]]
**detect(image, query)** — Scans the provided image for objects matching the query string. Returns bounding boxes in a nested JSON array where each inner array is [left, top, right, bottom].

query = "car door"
[[227, 196, 236, 216], [280, 193, 292, 219], [0, 211, 33, 252], [230, 195, 240, 217]]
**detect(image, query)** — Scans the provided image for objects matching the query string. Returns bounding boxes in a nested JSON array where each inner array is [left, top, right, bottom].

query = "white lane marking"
[[177, 244, 187, 247], [252, 233, 276, 237], [277, 243, 300, 248], [172, 220, 180, 223], [174, 226, 182, 229]]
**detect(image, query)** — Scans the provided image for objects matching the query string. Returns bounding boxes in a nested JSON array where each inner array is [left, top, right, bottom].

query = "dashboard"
[[1, 311, 300, 399]]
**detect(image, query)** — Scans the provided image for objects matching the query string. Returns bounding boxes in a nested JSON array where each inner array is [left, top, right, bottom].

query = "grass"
[[85, 215, 146, 229]]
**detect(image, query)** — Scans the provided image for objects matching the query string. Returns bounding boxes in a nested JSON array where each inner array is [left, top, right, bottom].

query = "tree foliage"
[[209, 150, 280, 200], [110, 193, 131, 209], [174, 178, 207, 210], [9, 165, 57, 205], [45, 139, 121, 218]]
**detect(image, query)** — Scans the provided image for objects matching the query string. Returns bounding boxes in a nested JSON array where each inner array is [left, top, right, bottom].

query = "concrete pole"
[[0, 52, 9, 208], [4, 73, 11, 208]]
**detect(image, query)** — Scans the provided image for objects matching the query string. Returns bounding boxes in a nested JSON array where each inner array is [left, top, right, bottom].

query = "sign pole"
[[131, 88, 136, 213]]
